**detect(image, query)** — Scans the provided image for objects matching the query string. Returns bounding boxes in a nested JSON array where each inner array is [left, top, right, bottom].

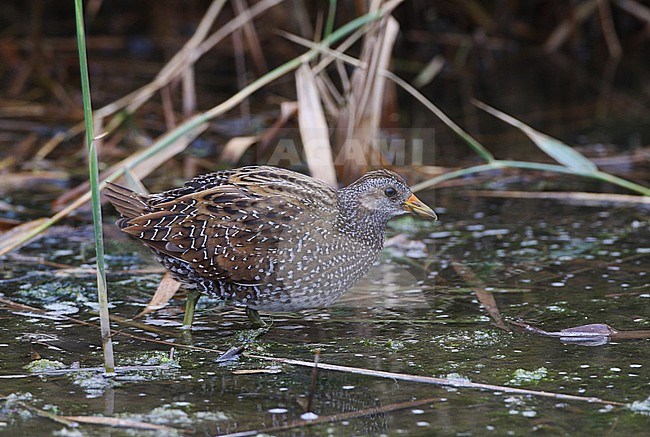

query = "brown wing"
[[108, 166, 338, 284]]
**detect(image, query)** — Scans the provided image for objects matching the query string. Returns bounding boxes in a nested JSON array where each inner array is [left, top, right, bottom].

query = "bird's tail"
[[104, 182, 149, 228]]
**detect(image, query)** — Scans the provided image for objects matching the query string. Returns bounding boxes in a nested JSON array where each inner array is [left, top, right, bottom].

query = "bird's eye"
[[384, 187, 398, 198]]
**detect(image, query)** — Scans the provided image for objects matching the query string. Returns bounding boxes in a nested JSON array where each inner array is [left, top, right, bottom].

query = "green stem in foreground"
[[74, 0, 115, 372]]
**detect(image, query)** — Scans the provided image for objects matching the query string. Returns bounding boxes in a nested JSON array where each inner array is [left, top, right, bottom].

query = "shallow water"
[[1, 191, 649, 436]]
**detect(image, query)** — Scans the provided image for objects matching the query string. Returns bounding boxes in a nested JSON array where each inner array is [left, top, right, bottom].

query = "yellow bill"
[[404, 194, 438, 220]]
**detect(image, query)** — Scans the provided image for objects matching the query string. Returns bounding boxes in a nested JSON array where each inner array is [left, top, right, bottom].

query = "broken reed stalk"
[[306, 349, 321, 413], [73, 0, 114, 372]]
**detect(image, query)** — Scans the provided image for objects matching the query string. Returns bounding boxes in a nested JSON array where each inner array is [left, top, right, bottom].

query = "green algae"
[[24, 360, 67, 373], [509, 367, 549, 386]]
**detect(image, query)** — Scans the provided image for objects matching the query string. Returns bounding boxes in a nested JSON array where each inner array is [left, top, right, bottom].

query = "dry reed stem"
[[598, 0, 623, 58], [233, 0, 269, 74], [296, 63, 337, 185], [615, 0, 650, 24], [544, 0, 600, 53], [336, 11, 399, 180]]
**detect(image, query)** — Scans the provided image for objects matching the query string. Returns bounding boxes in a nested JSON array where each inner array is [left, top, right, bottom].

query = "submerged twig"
[[512, 319, 650, 343], [252, 354, 625, 406], [219, 396, 445, 437], [305, 349, 320, 413], [60, 416, 183, 433], [16, 397, 183, 432], [19, 403, 79, 427], [451, 260, 508, 331]]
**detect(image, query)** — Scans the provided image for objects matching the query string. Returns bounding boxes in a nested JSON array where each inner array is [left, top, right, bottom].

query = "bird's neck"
[[336, 194, 387, 248]]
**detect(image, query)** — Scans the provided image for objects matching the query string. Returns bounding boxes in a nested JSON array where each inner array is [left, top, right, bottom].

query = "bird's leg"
[[182, 290, 201, 329], [246, 307, 267, 328]]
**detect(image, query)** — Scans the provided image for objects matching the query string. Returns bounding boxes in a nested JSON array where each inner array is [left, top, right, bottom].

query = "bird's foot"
[[216, 312, 270, 362], [246, 307, 268, 329]]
